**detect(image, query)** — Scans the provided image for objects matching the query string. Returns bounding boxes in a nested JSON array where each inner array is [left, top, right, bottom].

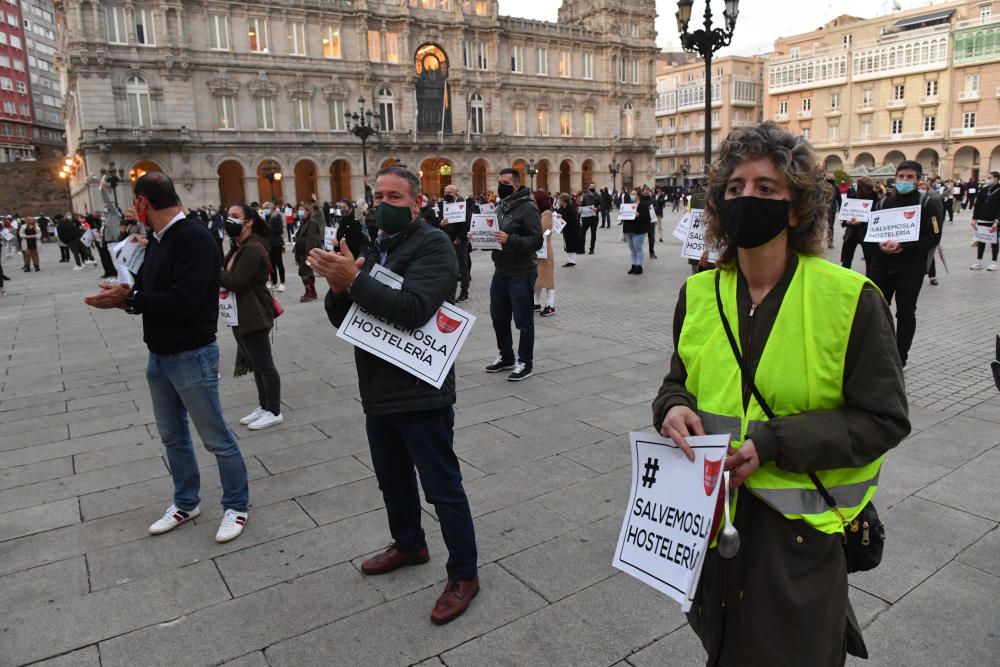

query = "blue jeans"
[[146, 342, 249, 512], [366, 407, 478, 581], [626, 233, 646, 266], [489, 271, 537, 365]]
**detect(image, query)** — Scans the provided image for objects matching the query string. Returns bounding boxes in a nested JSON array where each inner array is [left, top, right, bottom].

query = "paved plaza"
[[0, 206, 998, 666]]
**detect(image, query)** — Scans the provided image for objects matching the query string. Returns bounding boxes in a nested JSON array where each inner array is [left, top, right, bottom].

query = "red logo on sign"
[[219, 289, 230, 299], [436, 310, 461, 334], [862, 202, 870, 209], [129, 235, 140, 244], [703, 457, 722, 496], [903, 210, 916, 219], [486, 217, 495, 228]]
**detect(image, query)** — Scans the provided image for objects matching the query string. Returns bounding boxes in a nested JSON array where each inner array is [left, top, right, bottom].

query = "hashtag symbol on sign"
[[641, 457, 659, 488]]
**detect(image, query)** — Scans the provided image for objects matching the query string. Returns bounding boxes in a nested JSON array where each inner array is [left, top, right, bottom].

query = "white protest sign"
[[649, 206, 657, 221], [864, 205, 921, 243], [550, 212, 566, 235], [81, 229, 94, 248], [619, 203, 638, 221], [536, 241, 548, 260], [324, 226, 338, 251], [953, 186, 961, 196], [973, 223, 997, 244], [672, 212, 693, 241], [970, 188, 977, 195], [470, 213, 502, 250], [335, 264, 476, 389], [838, 198, 873, 223], [444, 201, 467, 224], [0, 229, 13, 242], [580, 205, 596, 218], [613, 431, 729, 612], [478, 202, 496, 214], [680, 210, 720, 263], [111, 233, 145, 284], [219, 288, 238, 327]]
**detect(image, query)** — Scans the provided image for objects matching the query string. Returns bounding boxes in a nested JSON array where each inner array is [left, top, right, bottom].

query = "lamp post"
[[345, 96, 379, 180], [676, 0, 739, 180], [260, 162, 282, 202], [527, 158, 538, 192], [608, 161, 620, 194], [100, 162, 125, 207], [680, 158, 690, 188]]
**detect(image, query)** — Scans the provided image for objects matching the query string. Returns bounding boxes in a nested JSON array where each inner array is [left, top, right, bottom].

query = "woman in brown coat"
[[533, 191, 556, 316], [222, 205, 283, 431]]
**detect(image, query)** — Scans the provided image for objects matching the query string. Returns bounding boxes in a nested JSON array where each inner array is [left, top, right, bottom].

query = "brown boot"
[[299, 276, 317, 302], [431, 577, 480, 625], [360, 545, 430, 575]]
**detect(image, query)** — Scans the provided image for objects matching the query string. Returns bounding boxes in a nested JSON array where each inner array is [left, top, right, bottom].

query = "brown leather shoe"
[[430, 577, 480, 625], [360, 545, 429, 575]]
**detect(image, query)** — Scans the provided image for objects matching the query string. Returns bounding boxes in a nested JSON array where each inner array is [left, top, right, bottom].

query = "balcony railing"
[[886, 99, 906, 109], [796, 110, 813, 119], [956, 16, 1000, 30], [774, 112, 789, 122], [856, 103, 874, 113], [952, 125, 1000, 137], [824, 108, 842, 117], [959, 90, 981, 101], [920, 95, 940, 106]]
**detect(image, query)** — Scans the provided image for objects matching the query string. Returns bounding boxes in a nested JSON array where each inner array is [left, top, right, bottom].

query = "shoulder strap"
[[713, 270, 838, 510]]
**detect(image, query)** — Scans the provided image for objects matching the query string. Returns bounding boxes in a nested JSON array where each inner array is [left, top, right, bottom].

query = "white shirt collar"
[[153, 211, 187, 242]]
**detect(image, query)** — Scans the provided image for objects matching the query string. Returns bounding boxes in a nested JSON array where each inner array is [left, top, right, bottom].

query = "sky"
[[497, 0, 958, 56]]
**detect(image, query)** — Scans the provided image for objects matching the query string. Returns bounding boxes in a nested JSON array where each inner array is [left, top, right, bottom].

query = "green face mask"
[[375, 203, 413, 235]]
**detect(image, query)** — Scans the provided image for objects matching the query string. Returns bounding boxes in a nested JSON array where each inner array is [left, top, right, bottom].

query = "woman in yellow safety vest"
[[652, 121, 910, 667]]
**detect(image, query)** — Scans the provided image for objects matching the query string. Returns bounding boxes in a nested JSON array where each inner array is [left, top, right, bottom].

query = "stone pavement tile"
[[265, 563, 546, 667], [541, 356, 642, 385], [268, 398, 363, 430], [0, 555, 88, 612], [509, 373, 634, 409], [442, 573, 686, 667], [452, 422, 518, 452], [597, 378, 662, 407], [858, 562, 1000, 666], [626, 626, 707, 667], [220, 652, 269, 667], [464, 456, 595, 518], [610, 361, 672, 383], [0, 456, 166, 512], [351, 531, 450, 603], [549, 395, 637, 423], [848, 586, 890, 628], [232, 423, 330, 455], [414, 658, 445, 667], [254, 432, 367, 475], [0, 456, 73, 491], [214, 509, 388, 597], [311, 413, 369, 440], [296, 478, 385, 526], [0, 423, 69, 455], [562, 436, 630, 474], [474, 500, 578, 564], [69, 409, 157, 438], [453, 397, 539, 429], [548, 342, 650, 366], [0, 560, 231, 665], [905, 404, 955, 433], [917, 446, 1000, 521], [874, 449, 952, 511], [457, 421, 611, 474], [901, 414, 1000, 470], [87, 500, 316, 592], [959, 403, 1000, 424], [72, 439, 162, 473], [31, 645, 101, 667], [0, 425, 148, 469], [500, 514, 621, 603], [0, 378, 63, 400], [98, 563, 380, 667], [579, 402, 657, 436], [957, 526, 1000, 577], [535, 467, 630, 526], [0, 497, 79, 542], [236, 456, 373, 516], [64, 389, 136, 413], [453, 380, 519, 409], [0, 400, 67, 425], [849, 496, 995, 603]]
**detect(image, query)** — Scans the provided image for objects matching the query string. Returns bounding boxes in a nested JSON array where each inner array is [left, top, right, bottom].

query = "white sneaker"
[[970, 261, 983, 270], [148, 504, 200, 535], [265, 281, 272, 289], [72, 265, 83, 271], [989, 262, 998, 271], [277, 283, 285, 292], [215, 509, 248, 543], [247, 410, 284, 430], [239, 406, 265, 425]]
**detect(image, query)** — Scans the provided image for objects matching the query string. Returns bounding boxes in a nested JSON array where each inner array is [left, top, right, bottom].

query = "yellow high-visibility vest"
[[678, 254, 882, 534]]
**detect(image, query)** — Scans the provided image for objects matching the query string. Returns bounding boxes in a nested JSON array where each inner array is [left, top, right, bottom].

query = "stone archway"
[[884, 150, 906, 170], [294, 159, 318, 204], [330, 160, 351, 201], [512, 159, 528, 185], [823, 155, 844, 173], [419, 157, 453, 198], [621, 159, 635, 191], [536, 159, 551, 191], [989, 145, 1000, 173], [953, 146, 980, 181], [217, 160, 245, 207], [559, 159, 572, 194], [854, 152, 876, 169], [415, 43, 452, 133], [915, 148, 939, 179], [581, 159, 595, 191], [129, 159, 163, 183], [471, 158, 488, 197], [381, 158, 401, 169], [256, 159, 284, 204]]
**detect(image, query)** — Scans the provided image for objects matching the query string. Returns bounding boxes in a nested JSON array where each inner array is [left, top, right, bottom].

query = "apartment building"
[[0, 0, 33, 162]]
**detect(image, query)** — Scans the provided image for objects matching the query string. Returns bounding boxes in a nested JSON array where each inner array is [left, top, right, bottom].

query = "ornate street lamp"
[[100, 161, 126, 207], [608, 161, 621, 193], [527, 158, 538, 192], [677, 0, 739, 177], [345, 96, 379, 179], [260, 161, 282, 202]]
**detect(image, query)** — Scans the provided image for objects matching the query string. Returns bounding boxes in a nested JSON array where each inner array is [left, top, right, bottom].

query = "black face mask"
[[719, 197, 790, 249], [443, 194, 456, 203], [224, 218, 244, 238], [497, 182, 515, 199]]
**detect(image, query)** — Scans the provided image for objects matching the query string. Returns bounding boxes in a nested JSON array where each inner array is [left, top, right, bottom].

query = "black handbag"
[[713, 271, 885, 573]]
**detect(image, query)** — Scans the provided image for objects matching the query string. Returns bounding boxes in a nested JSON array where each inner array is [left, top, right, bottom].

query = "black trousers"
[[867, 265, 924, 365], [647, 226, 656, 256], [453, 240, 470, 295], [97, 242, 115, 276], [269, 247, 286, 284], [840, 228, 869, 269], [600, 210, 611, 227], [232, 327, 281, 414], [580, 217, 598, 252]]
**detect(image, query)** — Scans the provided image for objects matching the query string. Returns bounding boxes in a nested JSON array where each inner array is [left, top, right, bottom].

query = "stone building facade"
[[57, 0, 658, 212]]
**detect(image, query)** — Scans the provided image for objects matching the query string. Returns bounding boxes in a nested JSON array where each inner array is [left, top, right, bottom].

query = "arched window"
[[377, 86, 394, 131], [126, 75, 152, 127], [469, 92, 484, 134], [621, 102, 634, 138]]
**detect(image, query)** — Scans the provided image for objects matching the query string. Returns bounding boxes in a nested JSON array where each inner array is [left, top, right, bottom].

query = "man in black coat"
[[439, 184, 476, 303], [599, 187, 612, 228], [579, 183, 600, 253], [970, 170, 1000, 271]]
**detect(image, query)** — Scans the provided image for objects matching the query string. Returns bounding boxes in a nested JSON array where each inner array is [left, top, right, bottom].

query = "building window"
[[106, 6, 127, 44], [862, 88, 872, 106], [469, 92, 484, 134], [249, 18, 268, 53], [925, 79, 938, 97], [477, 42, 487, 70], [981, 4, 992, 22], [778, 100, 788, 114], [790, 46, 800, 59], [965, 73, 980, 92], [291, 98, 311, 130], [582, 53, 593, 80], [367, 30, 380, 62], [472, 0, 488, 16], [890, 118, 903, 135], [323, 27, 342, 59], [9, 35, 18, 50], [536, 47, 548, 75], [536, 109, 549, 136], [583, 110, 594, 137], [802, 98, 811, 111], [801, 127, 810, 140], [558, 51, 571, 78], [631, 58, 639, 83], [12, 59, 22, 71], [830, 92, 840, 109], [923, 115, 936, 132], [329, 99, 345, 131], [619, 57, 627, 82], [843, 34, 852, 48], [861, 120, 871, 138], [892, 84, 904, 101], [560, 110, 572, 137], [463, 40, 471, 69], [377, 87, 394, 131], [256, 97, 274, 130], [217, 95, 236, 129], [963, 111, 977, 129], [208, 14, 229, 50], [622, 102, 634, 138], [513, 107, 525, 135], [19, 103, 28, 116], [126, 75, 151, 127], [385, 32, 399, 63], [510, 45, 523, 73], [1, 100, 11, 113], [829, 124, 839, 141], [134, 8, 154, 46], [15, 80, 25, 93], [287, 22, 306, 56]]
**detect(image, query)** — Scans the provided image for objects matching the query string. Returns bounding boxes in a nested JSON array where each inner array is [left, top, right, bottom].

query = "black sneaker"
[[533, 303, 542, 312], [508, 362, 533, 381], [456, 292, 469, 303], [540, 306, 556, 317], [485, 353, 516, 373]]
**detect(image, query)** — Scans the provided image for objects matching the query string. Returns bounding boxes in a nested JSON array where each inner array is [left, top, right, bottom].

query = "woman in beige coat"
[[533, 191, 556, 316]]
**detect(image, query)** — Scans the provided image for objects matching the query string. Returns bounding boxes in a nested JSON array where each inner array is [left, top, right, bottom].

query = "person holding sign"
[[334, 199, 365, 259], [312, 166, 480, 626], [624, 190, 651, 275], [864, 160, 943, 370], [533, 191, 556, 316], [969, 170, 1000, 271], [439, 184, 475, 303], [652, 122, 909, 667], [840, 176, 877, 270], [580, 183, 601, 254], [556, 193, 583, 267]]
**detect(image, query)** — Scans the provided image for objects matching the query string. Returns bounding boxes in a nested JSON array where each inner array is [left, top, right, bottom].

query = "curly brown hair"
[[704, 121, 830, 266]]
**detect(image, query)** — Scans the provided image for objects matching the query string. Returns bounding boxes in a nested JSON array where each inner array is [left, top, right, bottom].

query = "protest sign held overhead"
[[470, 213, 502, 250], [864, 205, 921, 243]]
